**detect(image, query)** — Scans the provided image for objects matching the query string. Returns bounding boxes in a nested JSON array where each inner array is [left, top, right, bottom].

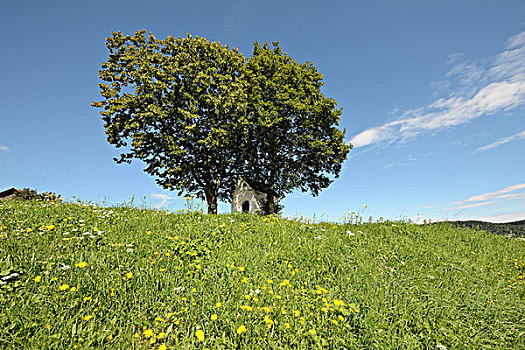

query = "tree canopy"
[[93, 30, 350, 214], [241, 41, 350, 213], [93, 30, 247, 213]]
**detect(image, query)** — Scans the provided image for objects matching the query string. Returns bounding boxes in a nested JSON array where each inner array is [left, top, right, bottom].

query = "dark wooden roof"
[[241, 178, 279, 198], [0, 188, 20, 198]]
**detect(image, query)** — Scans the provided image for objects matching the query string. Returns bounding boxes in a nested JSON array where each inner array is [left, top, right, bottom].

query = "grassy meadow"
[[0, 199, 524, 349]]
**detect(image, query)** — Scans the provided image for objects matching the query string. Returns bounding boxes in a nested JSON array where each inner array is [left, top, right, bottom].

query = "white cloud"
[[350, 31, 525, 148], [0, 145, 10, 152], [423, 183, 525, 214], [452, 201, 497, 210], [475, 130, 525, 151], [462, 183, 525, 203], [474, 211, 525, 223], [150, 193, 172, 206]]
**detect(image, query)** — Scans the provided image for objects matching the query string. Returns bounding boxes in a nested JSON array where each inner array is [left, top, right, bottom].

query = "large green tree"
[[94, 31, 350, 214], [92, 30, 247, 214], [241, 42, 350, 213]]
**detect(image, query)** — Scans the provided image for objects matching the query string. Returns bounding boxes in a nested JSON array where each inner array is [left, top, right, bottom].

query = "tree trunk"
[[266, 192, 275, 215], [205, 190, 218, 215]]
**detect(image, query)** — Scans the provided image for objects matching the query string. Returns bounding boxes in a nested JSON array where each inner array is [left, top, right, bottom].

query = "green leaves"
[[93, 32, 350, 214], [241, 41, 350, 206]]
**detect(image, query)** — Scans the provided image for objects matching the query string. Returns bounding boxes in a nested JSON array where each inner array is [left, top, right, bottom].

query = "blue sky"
[[1, 0, 524, 222]]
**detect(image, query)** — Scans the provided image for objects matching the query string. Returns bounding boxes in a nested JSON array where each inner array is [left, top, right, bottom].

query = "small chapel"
[[231, 178, 279, 214]]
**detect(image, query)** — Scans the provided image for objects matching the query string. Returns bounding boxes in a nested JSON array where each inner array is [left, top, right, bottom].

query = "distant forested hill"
[[444, 220, 525, 237]]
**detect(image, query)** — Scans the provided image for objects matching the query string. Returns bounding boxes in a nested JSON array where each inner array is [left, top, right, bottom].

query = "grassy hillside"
[[0, 200, 524, 349]]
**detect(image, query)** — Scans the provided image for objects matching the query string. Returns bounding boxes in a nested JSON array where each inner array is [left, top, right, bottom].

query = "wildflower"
[[126, 272, 133, 279], [236, 325, 247, 334], [216, 302, 222, 308], [309, 329, 317, 336], [294, 310, 300, 317], [70, 287, 77, 292], [59, 284, 69, 291], [158, 345, 167, 350], [332, 299, 344, 308], [242, 277, 248, 283], [46, 225, 55, 231], [211, 314, 217, 321], [34, 276, 42, 283], [144, 329, 154, 338], [196, 329, 204, 341], [83, 296, 92, 301], [263, 314, 274, 326], [134, 333, 139, 338], [238, 266, 245, 272], [83, 315, 94, 321], [75, 262, 87, 268]]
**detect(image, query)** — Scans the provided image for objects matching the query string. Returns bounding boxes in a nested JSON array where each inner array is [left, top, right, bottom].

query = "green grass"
[[0, 199, 524, 349]]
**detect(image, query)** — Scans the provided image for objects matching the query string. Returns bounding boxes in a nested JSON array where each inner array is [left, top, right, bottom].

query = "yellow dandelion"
[[333, 299, 344, 308], [211, 314, 218, 321], [216, 302, 222, 308], [58, 284, 69, 291], [126, 272, 133, 279], [34, 275, 42, 283], [75, 262, 87, 268], [158, 345, 167, 350], [196, 329, 204, 341], [83, 315, 94, 321], [70, 287, 77, 292], [134, 333, 140, 338], [144, 329, 154, 338], [309, 329, 317, 336], [236, 325, 247, 334]]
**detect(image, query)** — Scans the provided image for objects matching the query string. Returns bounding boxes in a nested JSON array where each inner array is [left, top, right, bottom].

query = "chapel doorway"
[[242, 200, 250, 213]]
